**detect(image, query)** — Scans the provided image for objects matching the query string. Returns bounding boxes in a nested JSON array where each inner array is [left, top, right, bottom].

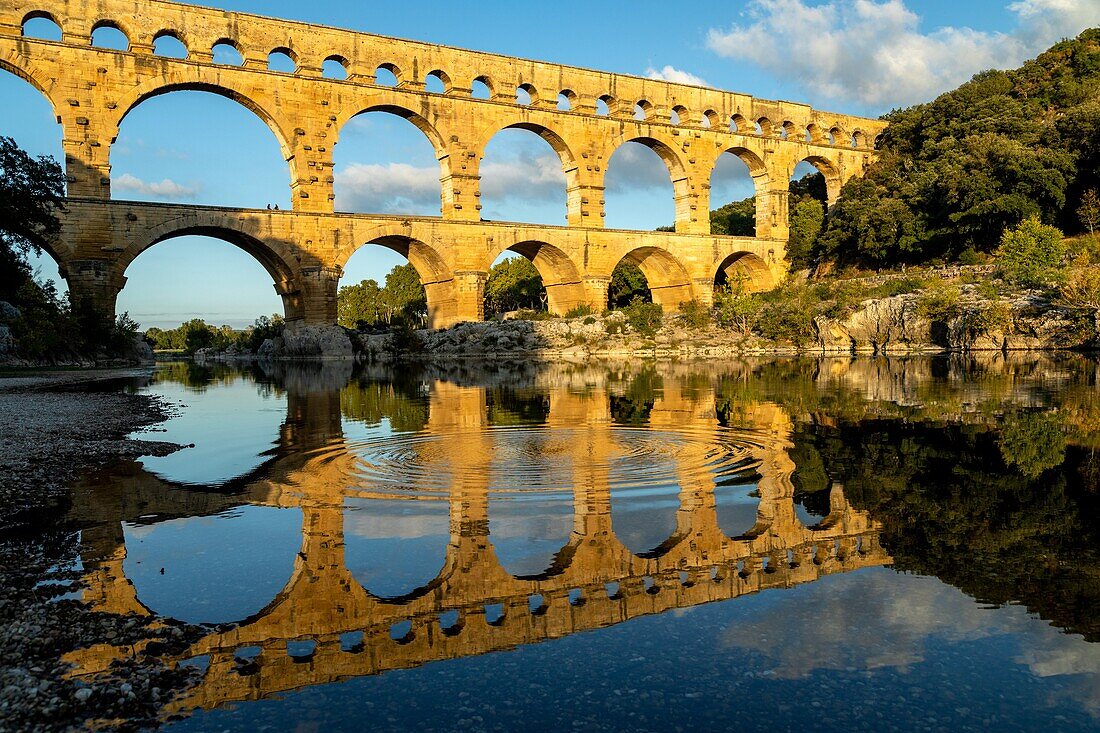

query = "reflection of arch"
[[714, 252, 775, 293], [489, 240, 586, 316], [611, 246, 693, 308]]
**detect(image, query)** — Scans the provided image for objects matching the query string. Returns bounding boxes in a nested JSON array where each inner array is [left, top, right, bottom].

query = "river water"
[[60, 355, 1100, 731]]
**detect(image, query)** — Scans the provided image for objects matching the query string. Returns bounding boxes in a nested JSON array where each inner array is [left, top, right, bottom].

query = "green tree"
[[484, 257, 545, 315], [999, 411, 1068, 478], [787, 198, 824, 270], [709, 197, 756, 236], [608, 261, 650, 308], [0, 136, 66, 301], [817, 31, 1097, 267], [996, 216, 1067, 287], [1079, 189, 1100, 235], [338, 278, 386, 328], [383, 263, 427, 326]]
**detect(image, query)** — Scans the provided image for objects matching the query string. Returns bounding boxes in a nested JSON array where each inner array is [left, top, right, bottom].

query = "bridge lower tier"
[[53, 198, 788, 328]]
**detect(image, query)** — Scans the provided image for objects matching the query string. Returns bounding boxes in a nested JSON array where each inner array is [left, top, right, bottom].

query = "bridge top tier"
[[2, 0, 888, 146]]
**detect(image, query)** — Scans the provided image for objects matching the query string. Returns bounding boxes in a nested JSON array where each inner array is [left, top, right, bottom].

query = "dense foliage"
[[337, 263, 428, 329], [145, 315, 284, 353], [0, 136, 139, 361], [817, 29, 1100, 266], [485, 257, 545, 315]]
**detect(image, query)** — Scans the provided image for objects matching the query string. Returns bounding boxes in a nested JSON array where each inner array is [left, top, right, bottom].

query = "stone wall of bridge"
[[0, 0, 888, 328]]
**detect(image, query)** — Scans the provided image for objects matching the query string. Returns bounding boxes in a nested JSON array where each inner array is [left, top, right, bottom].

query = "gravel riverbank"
[[0, 368, 204, 732]]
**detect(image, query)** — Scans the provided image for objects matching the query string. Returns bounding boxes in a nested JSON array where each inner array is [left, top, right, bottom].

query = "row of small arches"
[[19, 11, 877, 150]]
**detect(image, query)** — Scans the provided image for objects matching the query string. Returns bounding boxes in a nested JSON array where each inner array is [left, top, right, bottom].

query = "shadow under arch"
[[338, 232, 457, 329], [609, 246, 693, 308], [714, 251, 775, 293], [487, 240, 586, 316]]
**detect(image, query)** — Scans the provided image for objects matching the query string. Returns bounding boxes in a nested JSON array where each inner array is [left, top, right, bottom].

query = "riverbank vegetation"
[[0, 137, 141, 363]]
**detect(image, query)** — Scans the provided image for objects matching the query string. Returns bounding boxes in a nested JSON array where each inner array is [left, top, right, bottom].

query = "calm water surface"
[[63, 356, 1100, 731]]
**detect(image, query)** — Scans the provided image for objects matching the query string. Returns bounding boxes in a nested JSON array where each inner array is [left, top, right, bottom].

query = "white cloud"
[[113, 173, 198, 199], [706, 0, 1098, 109], [645, 65, 710, 87], [334, 162, 442, 214], [334, 151, 571, 216]]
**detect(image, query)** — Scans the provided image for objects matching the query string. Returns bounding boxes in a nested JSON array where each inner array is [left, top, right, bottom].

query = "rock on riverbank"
[[360, 288, 1098, 361]]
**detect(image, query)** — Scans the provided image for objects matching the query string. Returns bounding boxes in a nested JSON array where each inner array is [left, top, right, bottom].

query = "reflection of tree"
[[340, 378, 428, 433], [803, 417, 1100, 640], [486, 388, 549, 425], [999, 412, 1068, 478], [609, 367, 661, 424]]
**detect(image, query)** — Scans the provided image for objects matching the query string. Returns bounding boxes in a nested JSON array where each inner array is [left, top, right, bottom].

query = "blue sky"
[[2, 0, 1096, 328]]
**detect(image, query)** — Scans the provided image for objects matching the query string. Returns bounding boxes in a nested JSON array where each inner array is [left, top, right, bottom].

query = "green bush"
[[622, 298, 663, 337], [582, 316, 597, 325], [755, 285, 817, 346], [714, 284, 765, 336], [916, 281, 962, 321], [996, 216, 1067, 288], [677, 300, 711, 329], [565, 304, 595, 319]]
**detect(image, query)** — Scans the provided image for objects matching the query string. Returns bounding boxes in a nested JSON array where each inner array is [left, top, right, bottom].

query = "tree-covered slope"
[[818, 28, 1100, 266]]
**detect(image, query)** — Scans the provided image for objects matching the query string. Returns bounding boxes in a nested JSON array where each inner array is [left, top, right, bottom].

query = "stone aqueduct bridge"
[[0, 0, 889, 328], [65, 369, 889, 716]]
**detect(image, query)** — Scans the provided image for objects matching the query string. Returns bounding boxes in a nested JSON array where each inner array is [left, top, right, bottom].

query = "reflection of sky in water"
[[123, 506, 302, 625], [610, 483, 680, 555], [133, 378, 286, 485], [343, 498, 450, 598], [489, 491, 574, 577], [715, 482, 762, 537], [169, 567, 1100, 733]]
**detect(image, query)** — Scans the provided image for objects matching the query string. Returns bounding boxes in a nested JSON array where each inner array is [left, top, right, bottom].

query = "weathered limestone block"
[[280, 322, 354, 359]]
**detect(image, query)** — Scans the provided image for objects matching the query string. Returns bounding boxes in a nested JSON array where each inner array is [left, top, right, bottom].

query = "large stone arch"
[[713, 251, 776, 293], [111, 73, 297, 181], [609, 245, 694, 308], [332, 103, 450, 214], [486, 239, 586, 316], [337, 231, 458, 330], [604, 134, 691, 230], [709, 145, 770, 236], [793, 154, 843, 206], [0, 51, 61, 114], [117, 216, 302, 318], [476, 122, 579, 222]]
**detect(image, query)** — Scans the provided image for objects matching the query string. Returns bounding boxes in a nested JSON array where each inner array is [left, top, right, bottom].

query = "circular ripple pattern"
[[343, 424, 768, 498]]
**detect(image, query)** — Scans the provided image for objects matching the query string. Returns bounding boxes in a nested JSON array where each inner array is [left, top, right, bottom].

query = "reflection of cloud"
[[344, 506, 448, 540], [645, 65, 709, 87], [114, 173, 197, 199], [706, 0, 1097, 108], [721, 568, 1100, 715]]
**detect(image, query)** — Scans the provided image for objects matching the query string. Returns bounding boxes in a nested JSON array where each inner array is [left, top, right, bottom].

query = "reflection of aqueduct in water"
[[1, 0, 888, 327], [66, 367, 890, 717]]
